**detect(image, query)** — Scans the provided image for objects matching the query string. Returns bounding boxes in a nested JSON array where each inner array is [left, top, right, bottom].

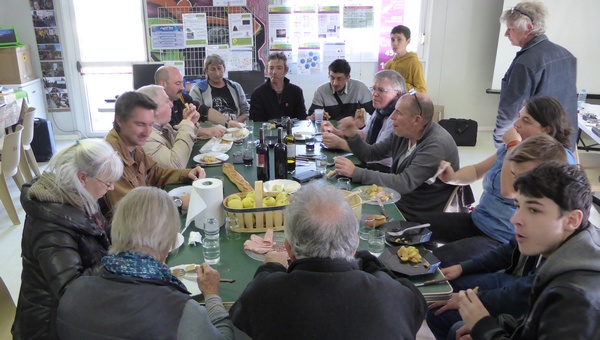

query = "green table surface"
[[166, 121, 450, 302]]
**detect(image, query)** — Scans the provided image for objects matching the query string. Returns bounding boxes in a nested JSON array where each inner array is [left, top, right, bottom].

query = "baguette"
[[222, 163, 253, 192]]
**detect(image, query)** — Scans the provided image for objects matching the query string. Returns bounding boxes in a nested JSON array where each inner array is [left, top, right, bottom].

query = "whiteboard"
[[491, 0, 600, 94]]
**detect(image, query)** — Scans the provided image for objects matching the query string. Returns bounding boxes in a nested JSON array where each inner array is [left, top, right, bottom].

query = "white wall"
[[2, 0, 505, 135]]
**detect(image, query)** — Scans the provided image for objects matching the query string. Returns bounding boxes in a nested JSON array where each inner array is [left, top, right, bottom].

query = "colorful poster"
[[151, 24, 185, 50], [268, 5, 292, 44], [269, 43, 293, 62], [183, 13, 208, 47], [213, 0, 247, 6], [292, 5, 317, 40], [229, 49, 253, 71], [229, 13, 254, 47], [323, 42, 345, 65], [378, 0, 406, 70], [297, 42, 321, 74], [342, 6, 374, 29], [318, 6, 341, 39]]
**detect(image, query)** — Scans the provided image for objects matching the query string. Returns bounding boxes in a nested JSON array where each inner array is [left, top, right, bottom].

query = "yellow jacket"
[[384, 51, 427, 93]]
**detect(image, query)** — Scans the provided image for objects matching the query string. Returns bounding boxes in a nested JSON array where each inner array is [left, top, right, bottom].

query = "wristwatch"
[[173, 196, 183, 209]]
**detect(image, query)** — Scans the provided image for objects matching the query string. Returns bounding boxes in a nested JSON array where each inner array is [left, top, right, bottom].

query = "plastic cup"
[[337, 177, 351, 191], [368, 229, 385, 256], [314, 109, 324, 122], [305, 134, 316, 152], [315, 154, 327, 175], [359, 217, 373, 241], [225, 216, 241, 240]]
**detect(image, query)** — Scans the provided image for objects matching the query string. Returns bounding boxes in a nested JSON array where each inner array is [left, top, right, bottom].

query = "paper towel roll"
[[185, 178, 224, 229]]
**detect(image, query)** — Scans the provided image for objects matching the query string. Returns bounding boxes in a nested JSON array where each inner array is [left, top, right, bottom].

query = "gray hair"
[[374, 70, 406, 94], [110, 187, 180, 259], [137, 84, 164, 105], [113, 91, 157, 132], [284, 183, 359, 261], [204, 54, 225, 73], [45, 139, 123, 215], [500, 1, 547, 36]]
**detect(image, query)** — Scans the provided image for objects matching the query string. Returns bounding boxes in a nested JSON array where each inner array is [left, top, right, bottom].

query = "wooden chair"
[[19, 108, 41, 182], [0, 276, 17, 338], [0, 125, 25, 225]]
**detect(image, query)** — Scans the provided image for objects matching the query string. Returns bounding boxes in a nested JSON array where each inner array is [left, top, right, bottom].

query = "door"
[[59, 0, 147, 136]]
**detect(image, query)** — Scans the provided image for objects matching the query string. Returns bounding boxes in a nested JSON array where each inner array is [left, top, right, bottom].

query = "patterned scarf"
[[102, 251, 187, 291], [366, 98, 398, 144]]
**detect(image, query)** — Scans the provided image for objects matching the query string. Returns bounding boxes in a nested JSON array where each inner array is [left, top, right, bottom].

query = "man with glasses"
[[308, 59, 374, 121], [494, 1, 576, 149], [333, 92, 459, 221], [249, 52, 307, 121], [322, 70, 405, 172]]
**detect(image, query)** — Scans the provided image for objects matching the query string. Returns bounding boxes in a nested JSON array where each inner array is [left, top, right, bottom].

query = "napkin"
[[188, 231, 203, 245], [185, 178, 224, 229]]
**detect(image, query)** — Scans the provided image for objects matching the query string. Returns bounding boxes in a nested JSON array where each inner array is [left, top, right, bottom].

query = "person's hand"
[[502, 127, 522, 145], [455, 324, 472, 340], [337, 117, 359, 138], [264, 251, 288, 268], [442, 264, 463, 280], [322, 120, 335, 133], [199, 126, 226, 138], [228, 120, 244, 128], [322, 132, 346, 150], [429, 293, 460, 315], [196, 263, 220, 296], [183, 102, 197, 119], [180, 194, 191, 210], [183, 110, 200, 125], [188, 166, 206, 181], [458, 289, 490, 330], [308, 112, 315, 121], [334, 156, 356, 178], [236, 114, 248, 123], [438, 161, 456, 184]]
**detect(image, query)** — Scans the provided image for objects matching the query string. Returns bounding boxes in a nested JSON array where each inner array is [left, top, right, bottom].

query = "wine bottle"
[[274, 127, 288, 179], [284, 119, 296, 173], [256, 128, 270, 181]]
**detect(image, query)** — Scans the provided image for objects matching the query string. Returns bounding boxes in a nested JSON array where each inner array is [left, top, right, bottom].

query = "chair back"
[[444, 185, 475, 213], [21, 108, 36, 150], [1, 125, 23, 178], [0, 276, 16, 338]]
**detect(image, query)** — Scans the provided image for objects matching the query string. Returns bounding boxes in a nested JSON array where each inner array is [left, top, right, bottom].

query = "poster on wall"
[[323, 42, 345, 65], [206, 45, 230, 77], [213, 0, 247, 5], [151, 24, 185, 50], [378, 0, 405, 70], [317, 6, 341, 39], [343, 5, 374, 29], [229, 49, 253, 71], [229, 13, 253, 47], [297, 42, 321, 75], [183, 13, 208, 47], [292, 5, 316, 40], [268, 5, 292, 44]]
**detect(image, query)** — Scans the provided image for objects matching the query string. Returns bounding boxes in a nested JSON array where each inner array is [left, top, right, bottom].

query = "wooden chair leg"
[[0, 175, 20, 225], [25, 149, 41, 177], [19, 149, 33, 183]]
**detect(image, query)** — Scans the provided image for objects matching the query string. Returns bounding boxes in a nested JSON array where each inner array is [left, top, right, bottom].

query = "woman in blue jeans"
[[414, 96, 575, 267]]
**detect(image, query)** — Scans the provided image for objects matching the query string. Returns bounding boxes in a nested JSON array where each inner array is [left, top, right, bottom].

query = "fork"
[[387, 223, 431, 237]]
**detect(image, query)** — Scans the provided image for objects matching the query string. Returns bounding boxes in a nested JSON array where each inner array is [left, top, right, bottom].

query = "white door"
[[59, 0, 147, 136]]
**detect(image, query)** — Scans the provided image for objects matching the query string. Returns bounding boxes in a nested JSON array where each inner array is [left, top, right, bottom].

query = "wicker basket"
[[342, 190, 363, 221]]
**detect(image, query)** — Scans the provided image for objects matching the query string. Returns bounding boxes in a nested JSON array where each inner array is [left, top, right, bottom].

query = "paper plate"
[[169, 263, 201, 296], [168, 185, 193, 197], [222, 128, 249, 141], [353, 185, 401, 205], [193, 152, 229, 165], [263, 179, 301, 194], [200, 138, 233, 153], [292, 131, 315, 141], [244, 232, 287, 261]]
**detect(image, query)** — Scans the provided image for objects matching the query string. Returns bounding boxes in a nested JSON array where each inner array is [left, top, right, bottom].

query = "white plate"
[[244, 232, 287, 261], [292, 131, 314, 141], [263, 179, 301, 194], [200, 137, 233, 153], [169, 263, 202, 296], [353, 185, 401, 205], [193, 152, 229, 165], [168, 185, 193, 197], [222, 128, 249, 141]]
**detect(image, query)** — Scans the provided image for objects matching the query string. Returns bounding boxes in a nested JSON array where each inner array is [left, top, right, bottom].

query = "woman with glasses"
[[12, 139, 123, 340]]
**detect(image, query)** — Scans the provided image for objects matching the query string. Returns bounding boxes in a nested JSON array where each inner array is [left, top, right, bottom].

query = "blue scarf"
[[102, 251, 187, 291], [366, 98, 398, 144]]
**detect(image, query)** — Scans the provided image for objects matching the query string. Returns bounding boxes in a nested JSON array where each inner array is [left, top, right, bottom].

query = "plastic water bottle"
[[578, 88, 587, 112], [202, 218, 220, 265]]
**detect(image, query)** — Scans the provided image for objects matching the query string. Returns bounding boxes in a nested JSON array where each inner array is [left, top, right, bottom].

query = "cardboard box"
[[433, 105, 445, 123], [0, 45, 34, 84]]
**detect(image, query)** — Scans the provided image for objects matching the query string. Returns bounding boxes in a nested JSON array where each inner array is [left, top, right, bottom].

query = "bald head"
[[155, 66, 184, 102]]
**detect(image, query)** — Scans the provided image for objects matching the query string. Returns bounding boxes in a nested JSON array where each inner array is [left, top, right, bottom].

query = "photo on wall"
[[41, 61, 65, 77], [30, 0, 54, 10], [32, 10, 56, 28], [38, 44, 62, 61], [34, 28, 59, 44], [46, 88, 69, 110]]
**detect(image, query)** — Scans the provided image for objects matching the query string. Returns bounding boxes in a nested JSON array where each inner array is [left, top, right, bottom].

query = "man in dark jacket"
[[230, 183, 426, 339]]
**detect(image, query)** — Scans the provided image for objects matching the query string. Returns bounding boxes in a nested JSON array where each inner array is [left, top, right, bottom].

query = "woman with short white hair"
[[56, 187, 233, 339], [12, 139, 123, 340]]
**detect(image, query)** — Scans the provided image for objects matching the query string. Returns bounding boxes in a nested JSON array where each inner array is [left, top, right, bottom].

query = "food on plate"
[[397, 246, 422, 264], [202, 155, 218, 163], [184, 264, 196, 272], [293, 132, 304, 138], [364, 184, 392, 202], [222, 163, 253, 192], [326, 170, 337, 179], [354, 108, 365, 121], [266, 123, 277, 130], [220, 139, 232, 145], [243, 229, 286, 255], [364, 214, 386, 228]]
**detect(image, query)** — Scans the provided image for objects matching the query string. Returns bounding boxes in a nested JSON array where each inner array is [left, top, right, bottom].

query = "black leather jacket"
[[12, 183, 109, 340]]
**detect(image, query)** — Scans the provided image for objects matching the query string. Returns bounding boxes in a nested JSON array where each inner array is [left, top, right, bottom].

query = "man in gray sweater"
[[334, 92, 459, 220]]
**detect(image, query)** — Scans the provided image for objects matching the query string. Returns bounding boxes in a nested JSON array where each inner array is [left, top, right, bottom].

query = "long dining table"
[[166, 120, 451, 303]]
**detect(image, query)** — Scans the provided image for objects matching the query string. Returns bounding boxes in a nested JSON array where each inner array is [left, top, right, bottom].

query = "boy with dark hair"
[[384, 25, 427, 93], [457, 162, 600, 339]]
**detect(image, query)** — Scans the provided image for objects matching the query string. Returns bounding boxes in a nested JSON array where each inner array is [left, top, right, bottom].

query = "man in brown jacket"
[[104, 91, 205, 212]]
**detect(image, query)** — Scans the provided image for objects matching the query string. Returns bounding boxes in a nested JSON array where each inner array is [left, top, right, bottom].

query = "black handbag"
[[438, 118, 478, 146]]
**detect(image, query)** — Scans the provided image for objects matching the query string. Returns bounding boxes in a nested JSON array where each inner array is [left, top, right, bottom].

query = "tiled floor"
[[2, 132, 597, 339]]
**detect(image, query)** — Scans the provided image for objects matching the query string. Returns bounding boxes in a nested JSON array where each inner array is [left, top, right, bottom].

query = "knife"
[[374, 195, 389, 218], [414, 278, 449, 287]]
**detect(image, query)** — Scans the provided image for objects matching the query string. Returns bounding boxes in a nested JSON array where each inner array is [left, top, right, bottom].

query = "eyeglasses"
[[370, 86, 393, 95], [408, 89, 423, 116], [510, 7, 533, 24], [94, 177, 114, 189]]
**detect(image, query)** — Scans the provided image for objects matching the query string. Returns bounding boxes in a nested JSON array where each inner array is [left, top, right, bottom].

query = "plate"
[[382, 221, 432, 246], [244, 232, 287, 261], [268, 118, 299, 127], [379, 246, 440, 276], [222, 128, 249, 141], [353, 185, 401, 205], [319, 142, 344, 152], [193, 152, 229, 165], [168, 185, 193, 198], [263, 179, 301, 194], [170, 233, 184, 252], [200, 137, 233, 153], [169, 263, 201, 296], [292, 131, 315, 141]]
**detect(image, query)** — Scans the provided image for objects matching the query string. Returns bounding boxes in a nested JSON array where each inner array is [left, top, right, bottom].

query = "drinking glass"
[[315, 154, 327, 175], [225, 215, 241, 240], [359, 217, 373, 241], [368, 229, 385, 256], [242, 141, 254, 166], [245, 119, 254, 140], [337, 177, 351, 191], [305, 134, 316, 152], [203, 218, 220, 265]]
